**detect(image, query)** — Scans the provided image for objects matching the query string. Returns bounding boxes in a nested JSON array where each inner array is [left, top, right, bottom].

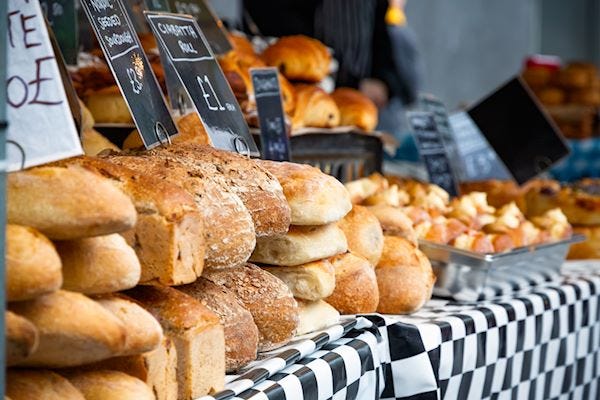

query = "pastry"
[[331, 87, 378, 131]]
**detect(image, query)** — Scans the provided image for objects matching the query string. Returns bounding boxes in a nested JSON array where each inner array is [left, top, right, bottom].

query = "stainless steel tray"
[[419, 234, 585, 301]]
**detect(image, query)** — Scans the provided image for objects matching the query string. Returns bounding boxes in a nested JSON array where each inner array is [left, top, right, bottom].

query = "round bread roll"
[[7, 370, 85, 400], [337, 206, 384, 266], [261, 259, 336, 301], [258, 160, 352, 225], [376, 236, 436, 314], [296, 299, 340, 335], [6, 224, 62, 301], [66, 370, 154, 400], [262, 35, 331, 83], [251, 224, 348, 267], [366, 205, 417, 244], [84, 85, 132, 124], [325, 252, 379, 314], [331, 87, 378, 131], [568, 226, 600, 259], [6, 311, 39, 366], [56, 234, 141, 294], [292, 84, 340, 129]]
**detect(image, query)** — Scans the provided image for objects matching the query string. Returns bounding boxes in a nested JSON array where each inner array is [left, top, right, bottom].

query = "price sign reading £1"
[[80, 0, 177, 148], [146, 12, 258, 156]]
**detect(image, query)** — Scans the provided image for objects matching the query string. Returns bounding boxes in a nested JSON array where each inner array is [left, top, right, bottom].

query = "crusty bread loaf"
[[178, 278, 259, 372], [6, 224, 62, 301], [6, 311, 38, 366], [7, 370, 85, 400], [203, 263, 299, 352], [104, 152, 254, 270], [57, 156, 205, 285], [376, 236, 435, 314], [66, 370, 155, 400], [258, 160, 352, 225], [366, 205, 418, 244], [7, 166, 136, 240], [337, 206, 384, 266], [296, 300, 340, 335], [261, 259, 336, 301], [56, 234, 141, 294], [94, 294, 163, 356], [152, 143, 291, 238], [124, 286, 225, 399], [325, 253, 379, 314], [251, 224, 348, 267], [9, 290, 126, 367], [81, 129, 120, 156], [262, 35, 331, 83], [84, 85, 132, 124], [123, 113, 211, 150], [331, 88, 378, 131], [291, 84, 340, 129]]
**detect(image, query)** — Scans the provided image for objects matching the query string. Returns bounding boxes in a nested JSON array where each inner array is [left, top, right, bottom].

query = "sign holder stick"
[[0, 0, 8, 394]]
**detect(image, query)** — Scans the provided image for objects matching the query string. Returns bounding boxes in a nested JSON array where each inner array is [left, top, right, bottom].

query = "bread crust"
[[84, 85, 132, 124], [261, 259, 336, 301], [65, 370, 155, 400], [568, 225, 600, 259], [296, 300, 340, 335], [331, 88, 378, 131], [6, 311, 39, 366], [338, 206, 384, 266], [291, 84, 340, 129], [7, 370, 85, 400]]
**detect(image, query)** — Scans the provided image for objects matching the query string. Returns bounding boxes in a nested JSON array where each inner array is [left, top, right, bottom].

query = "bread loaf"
[[66, 370, 155, 400], [56, 234, 141, 294], [325, 253, 379, 314], [261, 259, 336, 301], [568, 225, 600, 259], [204, 263, 299, 351], [178, 278, 259, 372], [6, 311, 38, 366], [81, 129, 120, 156], [291, 84, 340, 129], [57, 156, 205, 285], [123, 113, 211, 150], [376, 236, 435, 314], [331, 88, 378, 131], [258, 160, 352, 225], [366, 205, 417, 244], [125, 285, 225, 399], [262, 35, 331, 83], [251, 224, 347, 266], [8, 166, 136, 240], [337, 206, 384, 266], [9, 290, 126, 367], [6, 370, 84, 400], [296, 300, 340, 335], [6, 224, 62, 301], [84, 85, 132, 124], [104, 152, 254, 270]]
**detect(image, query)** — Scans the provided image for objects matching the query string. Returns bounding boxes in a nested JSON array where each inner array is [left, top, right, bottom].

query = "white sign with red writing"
[[6, 0, 82, 171]]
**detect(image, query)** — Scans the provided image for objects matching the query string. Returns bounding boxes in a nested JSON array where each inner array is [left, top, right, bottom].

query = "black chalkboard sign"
[[250, 68, 290, 161], [80, 0, 177, 148], [408, 111, 459, 196], [146, 12, 257, 155], [39, 0, 78, 64]]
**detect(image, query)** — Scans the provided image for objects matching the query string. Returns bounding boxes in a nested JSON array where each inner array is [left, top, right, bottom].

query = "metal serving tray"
[[419, 234, 585, 301]]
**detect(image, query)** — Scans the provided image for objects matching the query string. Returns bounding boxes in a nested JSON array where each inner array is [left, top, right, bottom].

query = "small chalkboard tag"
[[80, 0, 177, 148], [39, 0, 78, 65], [6, 0, 82, 171], [146, 12, 258, 156], [250, 68, 290, 161], [408, 111, 459, 196], [448, 111, 511, 181], [167, 0, 232, 55], [467, 76, 569, 184]]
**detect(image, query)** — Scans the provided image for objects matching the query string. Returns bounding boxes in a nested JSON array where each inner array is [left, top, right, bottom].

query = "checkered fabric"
[[367, 261, 600, 400], [551, 138, 600, 182]]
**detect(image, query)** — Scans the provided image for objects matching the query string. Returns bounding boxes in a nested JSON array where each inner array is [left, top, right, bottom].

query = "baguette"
[[6, 224, 62, 301], [7, 166, 136, 240], [66, 370, 155, 400], [6, 370, 84, 400], [6, 311, 38, 366], [337, 206, 384, 266], [261, 259, 336, 301]]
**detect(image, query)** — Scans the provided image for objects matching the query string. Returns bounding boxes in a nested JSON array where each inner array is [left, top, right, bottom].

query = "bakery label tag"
[[250, 68, 290, 161], [80, 0, 177, 148], [146, 12, 258, 156], [408, 111, 459, 196], [5, 0, 82, 171], [39, 0, 78, 65]]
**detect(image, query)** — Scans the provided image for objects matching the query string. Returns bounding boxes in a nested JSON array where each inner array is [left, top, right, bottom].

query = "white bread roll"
[[325, 253, 379, 314], [7, 370, 84, 400], [6, 311, 38, 366], [337, 206, 384, 266], [6, 224, 62, 301], [261, 259, 336, 301], [251, 224, 348, 267], [365, 205, 417, 244], [66, 370, 155, 400], [56, 234, 141, 294], [296, 300, 340, 335]]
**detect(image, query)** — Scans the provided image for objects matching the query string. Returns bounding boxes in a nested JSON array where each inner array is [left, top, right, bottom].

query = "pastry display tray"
[[419, 234, 585, 301]]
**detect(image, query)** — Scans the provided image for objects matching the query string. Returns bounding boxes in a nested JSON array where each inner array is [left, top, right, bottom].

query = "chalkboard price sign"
[[146, 12, 257, 155], [80, 0, 177, 148], [39, 0, 78, 64], [250, 68, 290, 161], [408, 111, 458, 196]]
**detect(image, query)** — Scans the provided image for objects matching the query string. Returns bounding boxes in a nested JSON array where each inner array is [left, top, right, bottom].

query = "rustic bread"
[[291, 84, 340, 129], [262, 35, 331, 83], [66, 370, 155, 400], [376, 236, 436, 314], [325, 253, 379, 314], [7, 165, 136, 240], [331, 87, 378, 131], [203, 263, 299, 352], [258, 160, 352, 225], [6, 311, 39, 366], [296, 300, 340, 335], [56, 234, 141, 294], [261, 259, 336, 301], [152, 143, 291, 238], [6, 370, 85, 400], [337, 206, 384, 266], [9, 290, 126, 367], [6, 224, 62, 301], [366, 205, 418, 244], [104, 152, 254, 270], [57, 156, 205, 285], [178, 278, 259, 372], [123, 113, 211, 150], [124, 285, 225, 399], [81, 129, 120, 156], [251, 224, 348, 267]]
